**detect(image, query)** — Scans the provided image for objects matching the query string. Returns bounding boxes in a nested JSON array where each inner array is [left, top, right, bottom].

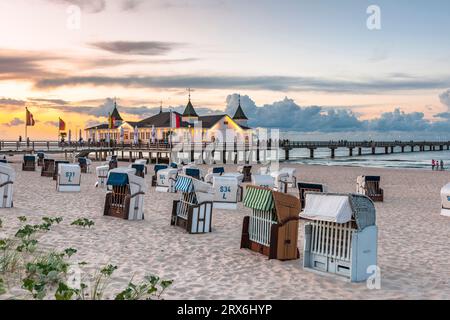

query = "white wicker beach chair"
[[0, 163, 15, 208], [171, 175, 214, 233], [104, 168, 147, 220], [213, 175, 243, 210], [156, 168, 178, 193], [440, 183, 450, 217], [57, 164, 81, 192], [95, 165, 110, 188], [301, 193, 377, 282]]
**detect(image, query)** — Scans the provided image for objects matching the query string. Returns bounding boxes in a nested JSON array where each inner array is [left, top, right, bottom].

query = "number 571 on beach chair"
[[56, 164, 81, 192]]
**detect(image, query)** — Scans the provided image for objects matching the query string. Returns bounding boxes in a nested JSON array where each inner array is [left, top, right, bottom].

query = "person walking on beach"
[[441, 160, 445, 171], [432, 159, 435, 170]]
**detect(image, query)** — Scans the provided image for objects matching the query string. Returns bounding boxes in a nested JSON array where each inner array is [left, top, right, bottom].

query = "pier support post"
[[372, 147, 376, 155], [190, 150, 195, 163], [411, 146, 414, 152], [440, 145, 444, 151], [256, 148, 260, 164], [358, 147, 362, 156], [222, 150, 226, 164], [391, 146, 394, 153], [348, 148, 353, 157], [285, 148, 290, 161], [385, 147, 389, 154], [309, 148, 315, 159], [330, 148, 336, 159], [401, 146, 405, 153]]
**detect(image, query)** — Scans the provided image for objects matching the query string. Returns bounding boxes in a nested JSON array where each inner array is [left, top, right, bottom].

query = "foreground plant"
[[115, 276, 173, 300], [71, 218, 95, 228]]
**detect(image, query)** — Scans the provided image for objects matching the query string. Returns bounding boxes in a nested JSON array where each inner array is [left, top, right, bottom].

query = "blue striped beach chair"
[[171, 175, 214, 233]]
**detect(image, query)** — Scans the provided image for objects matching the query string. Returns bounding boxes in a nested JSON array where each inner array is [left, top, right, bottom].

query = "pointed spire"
[[110, 97, 123, 121], [183, 88, 198, 117], [233, 94, 248, 120], [160, 101, 163, 114]]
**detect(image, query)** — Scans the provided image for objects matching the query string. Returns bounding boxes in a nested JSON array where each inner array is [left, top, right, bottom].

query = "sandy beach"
[[2, 156, 450, 300]]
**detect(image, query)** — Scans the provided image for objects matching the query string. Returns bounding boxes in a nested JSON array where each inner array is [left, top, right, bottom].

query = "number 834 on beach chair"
[[0, 163, 15, 208], [212, 175, 243, 210], [103, 168, 147, 220], [171, 175, 214, 233], [241, 185, 301, 260]]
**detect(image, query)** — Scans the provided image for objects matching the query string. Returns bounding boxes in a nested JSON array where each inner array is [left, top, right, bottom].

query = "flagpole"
[[25, 107, 27, 142]]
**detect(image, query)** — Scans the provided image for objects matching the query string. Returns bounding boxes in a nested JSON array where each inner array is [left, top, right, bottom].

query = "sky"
[[1, 0, 450, 140]]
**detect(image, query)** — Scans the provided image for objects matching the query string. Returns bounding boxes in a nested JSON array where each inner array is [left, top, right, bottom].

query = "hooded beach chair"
[[156, 168, 178, 193], [185, 168, 202, 180], [56, 164, 81, 192], [22, 155, 36, 172], [104, 168, 147, 220], [95, 165, 110, 188], [251, 175, 275, 189], [53, 160, 70, 180], [241, 186, 301, 260], [151, 164, 168, 186], [41, 158, 55, 177], [134, 159, 148, 174], [297, 182, 328, 209], [0, 163, 15, 208], [204, 167, 225, 184], [301, 193, 377, 282], [37, 152, 46, 167], [213, 175, 243, 210], [78, 157, 91, 173], [171, 175, 214, 233], [104, 155, 118, 170], [356, 176, 383, 202], [238, 165, 252, 182], [440, 183, 450, 216], [279, 168, 297, 187], [270, 171, 289, 193], [130, 163, 145, 178]]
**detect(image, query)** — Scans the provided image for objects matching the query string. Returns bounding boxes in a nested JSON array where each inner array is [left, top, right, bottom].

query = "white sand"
[[2, 156, 450, 299]]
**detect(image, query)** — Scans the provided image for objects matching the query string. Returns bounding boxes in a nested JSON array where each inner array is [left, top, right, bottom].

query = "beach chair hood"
[[176, 175, 213, 203], [0, 163, 16, 181], [251, 175, 275, 189], [108, 168, 147, 193], [301, 193, 376, 230], [243, 186, 275, 212]]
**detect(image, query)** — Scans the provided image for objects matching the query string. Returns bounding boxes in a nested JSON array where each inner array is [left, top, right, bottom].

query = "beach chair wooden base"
[[367, 189, 384, 202], [22, 164, 35, 172], [151, 175, 157, 187], [37, 159, 44, 167], [80, 164, 88, 174], [41, 161, 55, 177], [240, 216, 300, 261], [103, 193, 131, 220], [171, 200, 213, 234]]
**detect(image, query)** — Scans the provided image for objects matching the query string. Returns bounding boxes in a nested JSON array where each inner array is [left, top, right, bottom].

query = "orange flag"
[[59, 118, 66, 131], [26, 108, 35, 126]]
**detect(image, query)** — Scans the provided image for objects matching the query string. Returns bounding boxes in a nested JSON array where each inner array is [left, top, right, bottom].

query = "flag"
[[170, 111, 181, 128], [108, 113, 115, 129], [151, 125, 156, 144], [26, 108, 35, 126], [120, 126, 124, 144], [59, 118, 66, 131], [133, 126, 139, 145]]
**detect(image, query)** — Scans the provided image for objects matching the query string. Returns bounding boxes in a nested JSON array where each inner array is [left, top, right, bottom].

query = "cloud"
[[34, 74, 450, 93], [44, 121, 60, 127], [28, 98, 69, 105], [225, 94, 364, 132], [3, 118, 25, 127], [0, 50, 57, 80], [47, 0, 106, 13], [0, 98, 26, 106], [439, 89, 450, 111], [89, 41, 182, 56], [368, 108, 429, 132], [121, 0, 143, 11]]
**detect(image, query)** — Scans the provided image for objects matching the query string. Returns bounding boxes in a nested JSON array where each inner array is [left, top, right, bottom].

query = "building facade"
[[85, 97, 251, 144]]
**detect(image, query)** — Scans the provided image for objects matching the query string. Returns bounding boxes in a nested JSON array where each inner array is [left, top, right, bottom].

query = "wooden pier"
[[1, 140, 449, 162]]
